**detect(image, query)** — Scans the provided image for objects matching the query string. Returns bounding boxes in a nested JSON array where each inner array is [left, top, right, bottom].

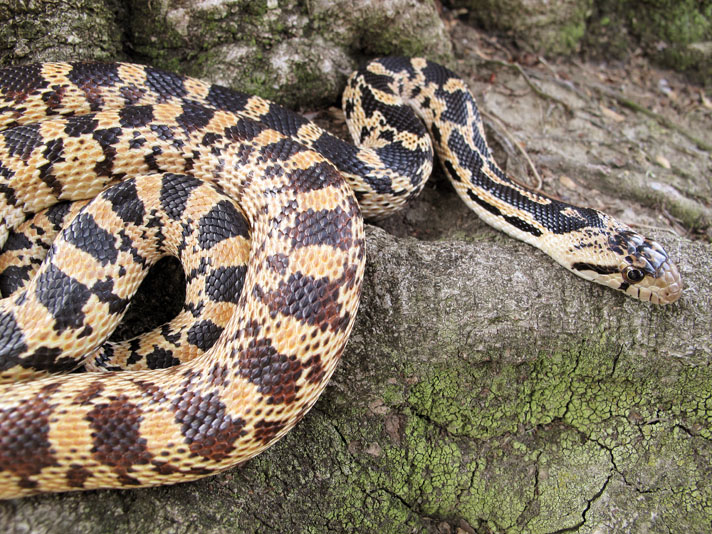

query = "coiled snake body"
[[0, 58, 681, 497]]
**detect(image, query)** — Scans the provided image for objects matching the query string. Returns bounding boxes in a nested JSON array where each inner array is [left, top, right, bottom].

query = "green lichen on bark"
[[585, 0, 712, 83], [0, 0, 125, 65], [446, 0, 594, 55]]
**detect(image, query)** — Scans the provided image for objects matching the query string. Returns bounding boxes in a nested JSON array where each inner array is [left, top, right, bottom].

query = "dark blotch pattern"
[[0, 383, 60, 488], [145, 346, 180, 370], [172, 383, 247, 461], [257, 271, 347, 332], [0, 309, 27, 370], [0, 64, 47, 104], [204, 266, 246, 305], [159, 173, 203, 220], [63, 212, 119, 266], [186, 320, 224, 352], [103, 178, 145, 226], [176, 102, 215, 133], [197, 199, 249, 249], [287, 206, 353, 250], [2, 124, 43, 161], [86, 396, 152, 485], [35, 263, 91, 332], [118, 105, 154, 129], [239, 337, 301, 404]]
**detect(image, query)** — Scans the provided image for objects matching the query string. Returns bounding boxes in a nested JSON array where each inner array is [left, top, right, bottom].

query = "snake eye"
[[623, 266, 645, 284]]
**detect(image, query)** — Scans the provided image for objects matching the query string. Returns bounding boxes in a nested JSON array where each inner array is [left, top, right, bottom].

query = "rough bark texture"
[[0, 1, 711, 533]]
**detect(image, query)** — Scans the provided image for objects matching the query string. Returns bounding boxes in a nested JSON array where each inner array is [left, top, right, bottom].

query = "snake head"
[[569, 224, 682, 305]]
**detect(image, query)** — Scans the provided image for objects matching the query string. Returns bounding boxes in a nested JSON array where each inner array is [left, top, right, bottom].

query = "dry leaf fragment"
[[654, 154, 671, 169], [559, 175, 577, 189], [600, 104, 626, 122], [702, 93, 712, 110]]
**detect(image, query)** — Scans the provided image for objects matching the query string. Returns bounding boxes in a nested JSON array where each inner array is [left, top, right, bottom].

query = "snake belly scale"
[[0, 57, 681, 497]]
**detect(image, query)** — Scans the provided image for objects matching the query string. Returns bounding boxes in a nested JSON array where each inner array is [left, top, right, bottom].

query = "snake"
[[0, 57, 681, 498]]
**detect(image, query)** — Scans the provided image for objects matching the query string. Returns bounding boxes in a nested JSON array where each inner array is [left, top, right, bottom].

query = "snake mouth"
[[649, 259, 683, 305], [622, 258, 682, 305]]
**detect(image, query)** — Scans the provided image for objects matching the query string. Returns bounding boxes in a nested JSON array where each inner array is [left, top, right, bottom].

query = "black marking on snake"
[[256, 271, 346, 332], [161, 324, 181, 345], [120, 84, 147, 106], [376, 141, 431, 186], [421, 60, 452, 86], [172, 380, 248, 461], [201, 132, 222, 147], [151, 124, 176, 141], [2, 232, 32, 251], [93, 126, 123, 146], [287, 206, 353, 250], [378, 129, 395, 142], [37, 137, 65, 197], [262, 164, 285, 180], [0, 383, 60, 489], [571, 263, 619, 275], [91, 277, 130, 315], [186, 256, 210, 282], [144, 66, 188, 101], [159, 173, 203, 220], [85, 396, 152, 485], [0, 310, 28, 369], [28, 346, 76, 373], [119, 105, 154, 129], [0, 167, 17, 208], [35, 263, 92, 332], [360, 70, 397, 96], [104, 179, 146, 226], [68, 62, 120, 96], [145, 346, 180, 370], [93, 128, 122, 177], [45, 202, 73, 229], [448, 129, 483, 181], [41, 83, 68, 114], [310, 133, 396, 192], [124, 339, 142, 366], [64, 212, 119, 266], [0, 265, 34, 297], [224, 118, 264, 143], [117, 229, 148, 267], [437, 87, 468, 126], [430, 123, 442, 145], [198, 200, 249, 249], [466, 189, 543, 237], [376, 56, 417, 77], [64, 115, 99, 137], [238, 337, 302, 404], [205, 84, 250, 113], [260, 138, 308, 161], [2, 124, 43, 161], [129, 133, 146, 149], [187, 320, 224, 352], [260, 102, 309, 137], [287, 160, 344, 194], [204, 266, 246, 304], [176, 102, 215, 133], [0, 63, 47, 103], [144, 145, 163, 171]]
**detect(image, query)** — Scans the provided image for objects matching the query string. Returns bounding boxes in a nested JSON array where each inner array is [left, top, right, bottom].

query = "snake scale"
[[0, 57, 681, 498]]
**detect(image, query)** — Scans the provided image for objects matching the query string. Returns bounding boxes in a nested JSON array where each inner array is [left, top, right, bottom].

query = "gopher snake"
[[0, 57, 681, 497]]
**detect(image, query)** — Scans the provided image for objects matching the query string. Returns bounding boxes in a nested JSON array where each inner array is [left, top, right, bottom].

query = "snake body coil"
[[0, 58, 681, 497]]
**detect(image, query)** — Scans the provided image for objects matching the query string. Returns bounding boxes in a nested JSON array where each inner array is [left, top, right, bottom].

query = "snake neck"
[[344, 57, 681, 304]]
